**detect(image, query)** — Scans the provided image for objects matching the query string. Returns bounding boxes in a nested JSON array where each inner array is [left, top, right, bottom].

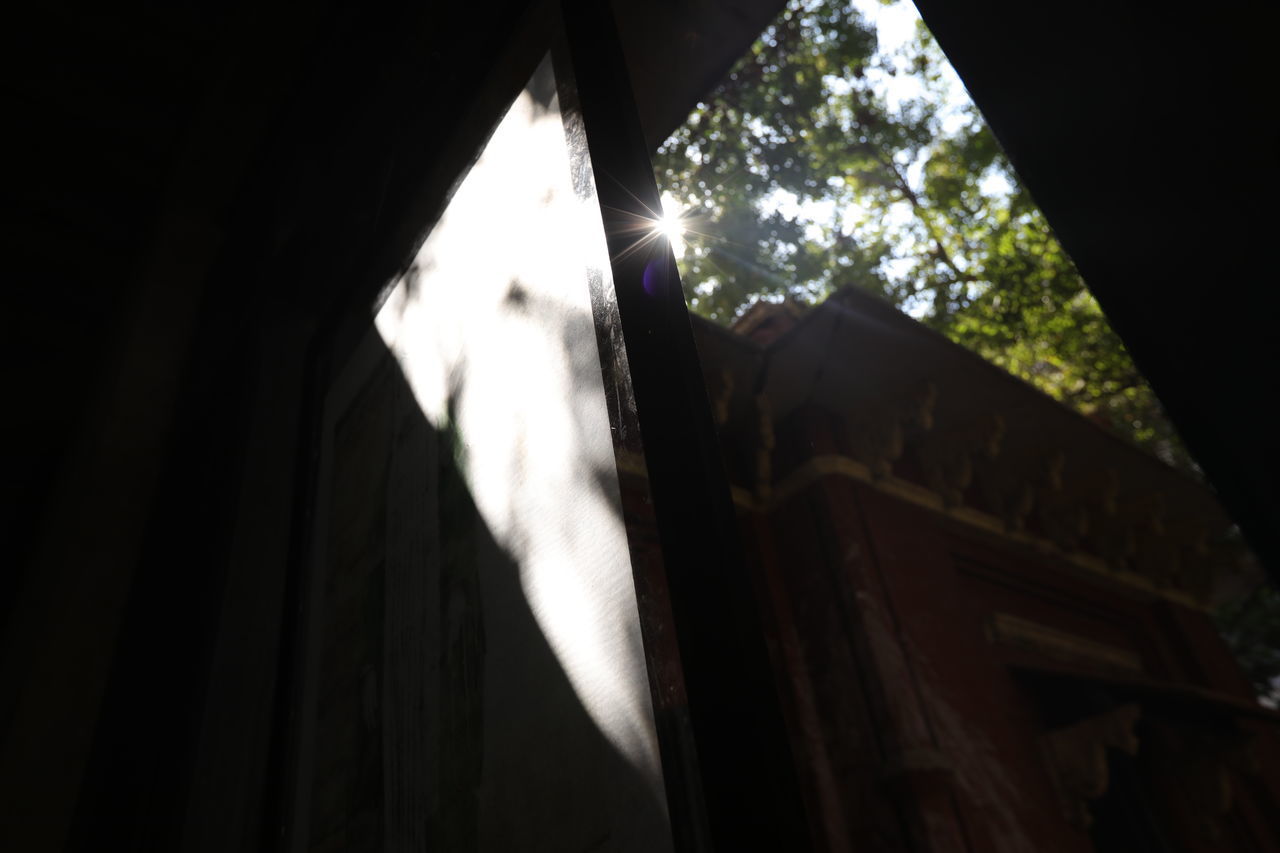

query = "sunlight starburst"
[[655, 192, 686, 257]]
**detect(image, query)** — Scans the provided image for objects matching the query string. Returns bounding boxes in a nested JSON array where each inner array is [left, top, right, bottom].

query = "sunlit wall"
[[372, 56, 671, 850]]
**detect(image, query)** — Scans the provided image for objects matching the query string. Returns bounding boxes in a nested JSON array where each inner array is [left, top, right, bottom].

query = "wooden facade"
[[666, 290, 1280, 851]]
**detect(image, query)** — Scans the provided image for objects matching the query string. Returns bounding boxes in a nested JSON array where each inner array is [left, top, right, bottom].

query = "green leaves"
[[655, 0, 1193, 470], [1216, 584, 1280, 707]]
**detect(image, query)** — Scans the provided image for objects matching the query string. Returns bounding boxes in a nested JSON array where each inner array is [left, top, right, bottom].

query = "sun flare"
[[656, 211, 683, 241], [655, 193, 686, 257]]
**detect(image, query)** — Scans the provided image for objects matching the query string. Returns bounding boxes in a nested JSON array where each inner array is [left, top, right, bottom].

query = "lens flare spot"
[[643, 259, 663, 296]]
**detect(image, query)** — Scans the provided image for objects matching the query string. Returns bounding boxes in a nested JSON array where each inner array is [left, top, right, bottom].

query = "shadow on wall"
[[290, 60, 675, 852], [294, 340, 670, 852]]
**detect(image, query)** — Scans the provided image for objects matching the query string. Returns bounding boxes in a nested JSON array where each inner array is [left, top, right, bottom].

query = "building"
[[687, 290, 1280, 851]]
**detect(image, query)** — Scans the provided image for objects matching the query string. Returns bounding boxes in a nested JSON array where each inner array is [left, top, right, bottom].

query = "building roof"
[[694, 288, 1252, 607]]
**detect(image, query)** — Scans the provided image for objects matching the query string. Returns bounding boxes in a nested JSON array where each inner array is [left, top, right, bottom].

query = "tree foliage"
[[654, 0, 1190, 468], [1215, 584, 1280, 708]]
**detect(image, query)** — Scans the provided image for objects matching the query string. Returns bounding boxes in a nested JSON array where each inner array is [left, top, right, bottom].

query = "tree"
[[654, 0, 1190, 469], [1215, 584, 1280, 708]]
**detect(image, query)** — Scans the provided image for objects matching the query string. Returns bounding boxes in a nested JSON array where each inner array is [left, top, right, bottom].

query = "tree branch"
[[864, 145, 971, 286]]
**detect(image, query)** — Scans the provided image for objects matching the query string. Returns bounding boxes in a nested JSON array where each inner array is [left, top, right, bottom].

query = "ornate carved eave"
[[692, 288, 1246, 608]]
